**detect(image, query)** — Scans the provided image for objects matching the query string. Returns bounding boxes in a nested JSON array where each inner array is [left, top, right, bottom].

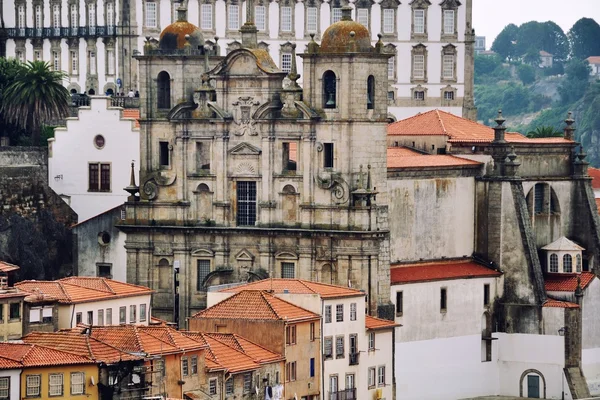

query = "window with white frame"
[[119, 306, 126, 324], [413, 9, 425, 34], [331, 8, 342, 23], [236, 181, 257, 226], [413, 90, 425, 100], [388, 56, 395, 79], [0, 377, 8, 399], [228, 4, 239, 30], [52, 51, 60, 71], [281, 52, 292, 73], [35, 5, 42, 28], [107, 49, 115, 75], [88, 3, 96, 27], [443, 9, 454, 34], [368, 331, 375, 350], [243, 373, 252, 392], [145, 1, 157, 27], [98, 309, 104, 326], [182, 357, 189, 376], [357, 8, 369, 27], [130, 305, 136, 323], [106, 2, 115, 26], [350, 303, 357, 321], [443, 90, 454, 100], [335, 336, 344, 358], [70, 4, 78, 29], [49, 373, 63, 396], [442, 54, 454, 80], [53, 4, 61, 30], [225, 378, 233, 394], [26, 375, 41, 397], [576, 254, 582, 272], [280, 6, 292, 32], [17, 4, 26, 28], [382, 8, 394, 34], [368, 367, 375, 388], [191, 356, 198, 374], [255, 5, 266, 30], [377, 366, 385, 386], [336, 304, 344, 322], [171, 1, 178, 22], [413, 54, 425, 79], [71, 372, 84, 395], [106, 308, 112, 324], [209, 378, 217, 395], [89, 50, 97, 75], [140, 304, 147, 322], [324, 336, 333, 359], [71, 50, 79, 75], [201, 4, 213, 30], [325, 305, 332, 323], [563, 254, 573, 273], [306, 7, 318, 33]]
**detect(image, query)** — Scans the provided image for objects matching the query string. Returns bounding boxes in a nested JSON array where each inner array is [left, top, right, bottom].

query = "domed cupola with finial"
[[299, 6, 392, 121], [158, 6, 206, 54]]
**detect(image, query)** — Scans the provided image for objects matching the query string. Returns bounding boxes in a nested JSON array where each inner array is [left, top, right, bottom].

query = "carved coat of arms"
[[232, 96, 260, 136]]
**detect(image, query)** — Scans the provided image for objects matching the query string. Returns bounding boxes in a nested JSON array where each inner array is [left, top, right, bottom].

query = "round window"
[[94, 135, 105, 149], [98, 231, 111, 245]]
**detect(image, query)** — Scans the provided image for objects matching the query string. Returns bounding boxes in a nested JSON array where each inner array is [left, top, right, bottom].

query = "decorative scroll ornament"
[[142, 180, 158, 200], [232, 96, 260, 136], [317, 170, 349, 205]]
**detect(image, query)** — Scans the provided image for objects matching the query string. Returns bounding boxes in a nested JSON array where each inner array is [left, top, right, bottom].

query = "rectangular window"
[[443, 54, 454, 79], [388, 56, 395, 79], [9, 303, 19, 320], [282, 142, 297, 171], [310, 357, 315, 377], [255, 5, 266, 30], [76, 312, 82, 325], [310, 322, 315, 341], [414, 90, 425, 100], [228, 4, 239, 30], [52, 51, 60, 71], [357, 8, 369, 27], [98, 309, 104, 326], [107, 49, 115, 75], [225, 377, 233, 395], [325, 305, 332, 323], [368, 367, 375, 388], [383, 9, 394, 34], [285, 325, 297, 345], [196, 142, 210, 171], [89, 50, 97, 75], [42, 307, 52, 323], [140, 304, 147, 322], [209, 378, 217, 395], [201, 4, 213, 30], [350, 303, 357, 321], [346, 373, 355, 389], [413, 9, 425, 34], [159, 141, 170, 166], [182, 357, 188, 376], [88, 163, 111, 191], [26, 375, 41, 397], [285, 361, 296, 381], [70, 372, 84, 395], [119, 306, 126, 324], [335, 335, 344, 358], [331, 8, 342, 23], [443, 90, 454, 100], [87, 311, 93, 325], [443, 9, 454, 34], [280, 6, 292, 32], [377, 366, 386, 386], [237, 181, 257, 226], [88, 3, 96, 27], [281, 53, 292, 73], [191, 356, 198, 374], [336, 304, 343, 322], [396, 291, 403, 315], [53, 5, 61, 28], [145, 1, 157, 27], [413, 55, 425, 79], [243, 372, 252, 392], [281, 262, 295, 279], [70, 4, 78, 28], [130, 305, 136, 323], [324, 336, 333, 359], [106, 308, 112, 325], [306, 7, 317, 33], [106, 2, 115, 26], [197, 259, 210, 292], [0, 377, 9, 399], [49, 373, 63, 396], [97, 263, 112, 278], [369, 331, 375, 350], [29, 308, 41, 323], [35, 5, 42, 28], [17, 5, 26, 28], [324, 143, 334, 168], [484, 284, 490, 306], [440, 287, 447, 312], [71, 51, 78, 75]]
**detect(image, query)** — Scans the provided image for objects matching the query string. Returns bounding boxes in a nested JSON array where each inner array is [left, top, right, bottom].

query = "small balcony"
[[349, 352, 359, 366], [329, 388, 356, 400]]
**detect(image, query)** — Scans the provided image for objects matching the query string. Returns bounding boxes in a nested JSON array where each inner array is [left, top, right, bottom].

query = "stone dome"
[[320, 7, 372, 54], [159, 8, 205, 51]]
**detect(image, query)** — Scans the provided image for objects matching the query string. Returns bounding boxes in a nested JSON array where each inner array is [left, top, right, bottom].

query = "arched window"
[[157, 71, 171, 109], [158, 258, 171, 290], [549, 254, 558, 273], [367, 75, 375, 110], [576, 254, 582, 272], [563, 254, 572, 273], [323, 70, 336, 109]]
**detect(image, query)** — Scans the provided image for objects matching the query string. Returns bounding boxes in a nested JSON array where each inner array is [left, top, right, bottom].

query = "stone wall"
[[0, 147, 77, 280]]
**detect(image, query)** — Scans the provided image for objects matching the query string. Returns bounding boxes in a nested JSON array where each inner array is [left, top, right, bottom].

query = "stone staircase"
[[566, 367, 592, 399]]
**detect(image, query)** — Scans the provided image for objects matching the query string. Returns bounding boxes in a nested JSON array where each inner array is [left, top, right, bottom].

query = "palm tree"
[[1, 60, 69, 145], [526, 126, 563, 138]]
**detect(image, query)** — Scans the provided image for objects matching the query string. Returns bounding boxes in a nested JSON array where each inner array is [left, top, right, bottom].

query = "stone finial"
[[124, 161, 139, 202], [504, 146, 521, 177], [375, 33, 384, 53], [492, 110, 507, 144], [214, 36, 220, 56], [573, 145, 590, 177], [287, 43, 301, 88], [307, 33, 320, 54], [341, 5, 353, 21], [564, 111, 575, 141], [366, 164, 372, 191], [240, 0, 258, 49], [176, 6, 188, 22]]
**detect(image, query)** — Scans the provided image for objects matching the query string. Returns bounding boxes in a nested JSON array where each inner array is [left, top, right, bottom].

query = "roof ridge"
[[388, 109, 437, 128], [231, 333, 282, 359], [100, 278, 116, 295], [260, 291, 280, 319], [20, 343, 35, 362], [435, 109, 448, 137]]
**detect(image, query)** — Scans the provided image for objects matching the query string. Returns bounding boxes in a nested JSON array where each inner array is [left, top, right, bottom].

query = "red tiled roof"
[[387, 154, 482, 169], [220, 278, 364, 299], [0, 343, 95, 369], [544, 272, 596, 292], [122, 109, 140, 128], [543, 299, 579, 308], [587, 56, 600, 65], [595, 198, 600, 214], [365, 315, 400, 330], [191, 290, 320, 322], [386, 147, 423, 157], [390, 259, 501, 285], [387, 109, 573, 145], [15, 277, 153, 304], [589, 168, 600, 189], [0, 261, 19, 273]]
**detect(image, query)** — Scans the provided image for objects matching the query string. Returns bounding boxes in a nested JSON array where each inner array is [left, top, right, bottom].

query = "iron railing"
[[4, 25, 124, 39], [329, 388, 356, 400]]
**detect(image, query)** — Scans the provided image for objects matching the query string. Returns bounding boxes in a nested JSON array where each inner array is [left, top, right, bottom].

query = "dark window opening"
[[237, 181, 257, 226], [87, 311, 93, 325], [281, 262, 295, 278], [97, 263, 112, 278], [367, 75, 375, 110], [76, 312, 82, 325], [440, 288, 447, 311], [197, 259, 210, 292], [388, 91, 395, 101], [157, 71, 171, 109], [9, 303, 20, 320], [159, 141, 170, 167], [534, 183, 544, 214], [443, 90, 454, 100], [324, 143, 334, 169], [196, 142, 210, 170], [283, 142, 297, 171], [414, 91, 425, 100], [437, 148, 447, 154], [88, 163, 111, 192], [323, 70, 337, 109], [484, 284, 490, 306], [395, 291, 403, 315]]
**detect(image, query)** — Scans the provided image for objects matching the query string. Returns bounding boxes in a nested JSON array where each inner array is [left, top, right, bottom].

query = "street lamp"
[[558, 326, 567, 336]]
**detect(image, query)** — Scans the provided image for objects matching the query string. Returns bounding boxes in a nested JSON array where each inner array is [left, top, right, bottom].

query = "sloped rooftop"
[[219, 278, 364, 299], [541, 236, 585, 251], [0, 343, 95, 369], [391, 259, 501, 285], [545, 272, 596, 292]]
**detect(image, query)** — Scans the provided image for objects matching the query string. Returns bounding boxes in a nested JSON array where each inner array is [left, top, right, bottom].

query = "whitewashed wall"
[[583, 278, 600, 395], [58, 294, 151, 328]]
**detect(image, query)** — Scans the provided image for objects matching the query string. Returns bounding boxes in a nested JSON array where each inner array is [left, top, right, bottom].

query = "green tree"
[[0, 61, 69, 145], [0, 58, 27, 141], [492, 24, 519, 60], [475, 54, 503, 75], [514, 21, 569, 62], [541, 21, 569, 62], [557, 59, 591, 105], [523, 47, 540, 66], [526, 126, 563, 138], [568, 18, 600, 60], [517, 64, 536, 84]]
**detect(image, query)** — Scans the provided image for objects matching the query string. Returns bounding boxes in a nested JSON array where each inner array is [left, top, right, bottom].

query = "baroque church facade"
[[120, 6, 395, 323]]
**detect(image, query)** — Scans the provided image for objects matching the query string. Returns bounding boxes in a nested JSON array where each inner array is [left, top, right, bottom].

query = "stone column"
[[462, 0, 477, 121]]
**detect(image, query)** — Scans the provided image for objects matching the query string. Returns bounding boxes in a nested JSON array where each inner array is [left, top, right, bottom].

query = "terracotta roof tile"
[[387, 109, 573, 145], [15, 277, 153, 304], [0, 343, 95, 369], [544, 272, 596, 292], [205, 333, 283, 364], [220, 278, 364, 299], [0, 261, 19, 273], [390, 259, 502, 285], [587, 56, 600, 65], [365, 315, 400, 330], [543, 299, 579, 308], [122, 109, 140, 128], [191, 290, 320, 322], [387, 154, 482, 169], [596, 198, 600, 213], [589, 168, 600, 189], [386, 147, 423, 157]]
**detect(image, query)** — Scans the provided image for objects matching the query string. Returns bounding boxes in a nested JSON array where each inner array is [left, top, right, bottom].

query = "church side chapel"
[[121, 4, 394, 322]]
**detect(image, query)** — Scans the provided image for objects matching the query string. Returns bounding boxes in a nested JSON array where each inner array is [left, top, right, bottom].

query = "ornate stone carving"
[[142, 180, 158, 200], [232, 96, 260, 136]]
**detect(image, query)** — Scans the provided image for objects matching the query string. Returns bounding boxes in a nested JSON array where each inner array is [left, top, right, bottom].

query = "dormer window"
[[542, 237, 585, 274]]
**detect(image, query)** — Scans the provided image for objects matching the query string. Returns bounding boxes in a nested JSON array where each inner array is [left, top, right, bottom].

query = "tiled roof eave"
[[55, 291, 153, 304], [391, 273, 501, 286], [366, 324, 401, 331], [387, 164, 482, 171]]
